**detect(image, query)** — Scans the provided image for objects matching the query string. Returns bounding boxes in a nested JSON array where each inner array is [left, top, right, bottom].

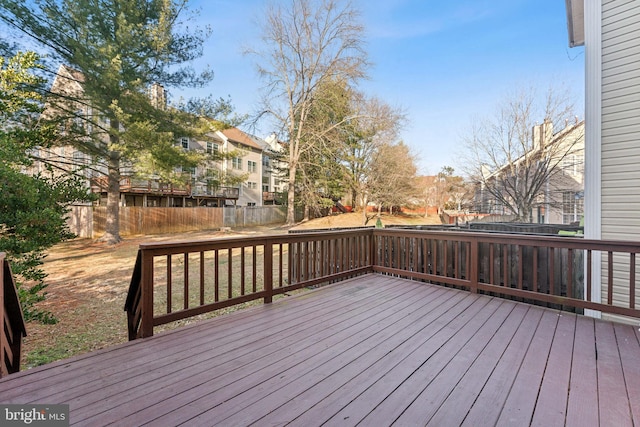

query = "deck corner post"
[[140, 249, 154, 338], [264, 243, 273, 304], [470, 239, 479, 293]]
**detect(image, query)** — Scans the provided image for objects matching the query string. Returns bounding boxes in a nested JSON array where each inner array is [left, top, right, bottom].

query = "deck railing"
[[125, 229, 373, 339], [126, 228, 640, 340], [373, 229, 640, 318], [0, 253, 27, 377]]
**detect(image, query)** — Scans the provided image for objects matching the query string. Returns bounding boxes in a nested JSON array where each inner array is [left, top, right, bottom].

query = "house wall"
[[237, 147, 263, 207], [599, 0, 640, 322]]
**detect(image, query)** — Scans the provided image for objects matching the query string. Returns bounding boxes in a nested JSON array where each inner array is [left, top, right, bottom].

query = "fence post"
[[140, 249, 154, 338], [469, 238, 479, 293], [264, 243, 273, 303]]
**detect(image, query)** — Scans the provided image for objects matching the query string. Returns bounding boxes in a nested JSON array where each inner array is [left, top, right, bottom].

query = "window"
[[73, 109, 84, 130], [247, 160, 257, 173], [562, 191, 584, 224], [232, 157, 242, 170], [206, 142, 219, 154], [247, 202, 256, 207], [72, 151, 86, 174], [262, 156, 270, 167], [179, 137, 189, 149], [246, 181, 257, 189]]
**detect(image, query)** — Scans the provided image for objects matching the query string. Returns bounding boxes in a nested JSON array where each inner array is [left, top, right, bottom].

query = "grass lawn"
[[21, 212, 442, 369]]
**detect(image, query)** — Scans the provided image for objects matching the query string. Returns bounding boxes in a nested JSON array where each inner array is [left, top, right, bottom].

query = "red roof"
[[220, 128, 262, 150]]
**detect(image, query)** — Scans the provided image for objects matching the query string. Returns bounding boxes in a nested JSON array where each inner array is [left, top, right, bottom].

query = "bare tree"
[[460, 86, 583, 222], [248, 0, 368, 225], [342, 94, 405, 211], [364, 141, 418, 225]]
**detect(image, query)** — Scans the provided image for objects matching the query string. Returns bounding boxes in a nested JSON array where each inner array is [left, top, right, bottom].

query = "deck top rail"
[[126, 228, 640, 340], [0, 253, 27, 378]]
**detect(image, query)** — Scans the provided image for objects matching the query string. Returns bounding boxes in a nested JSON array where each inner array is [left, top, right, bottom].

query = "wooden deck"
[[1, 273, 639, 426]]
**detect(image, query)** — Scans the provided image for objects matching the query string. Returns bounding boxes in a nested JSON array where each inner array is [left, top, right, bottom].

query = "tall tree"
[[0, 0, 218, 243], [460, 86, 582, 222], [341, 94, 405, 214], [364, 141, 418, 225], [0, 51, 89, 322], [248, 0, 368, 225]]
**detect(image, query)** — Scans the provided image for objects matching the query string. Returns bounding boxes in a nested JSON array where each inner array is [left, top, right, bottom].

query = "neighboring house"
[[473, 120, 585, 224], [213, 127, 265, 207], [259, 133, 287, 206], [39, 65, 280, 208], [566, 0, 640, 322]]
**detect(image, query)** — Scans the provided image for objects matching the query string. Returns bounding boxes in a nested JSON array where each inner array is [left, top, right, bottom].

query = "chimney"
[[532, 119, 554, 150], [149, 83, 167, 110]]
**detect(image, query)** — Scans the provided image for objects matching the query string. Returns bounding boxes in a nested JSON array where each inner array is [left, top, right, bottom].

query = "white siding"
[[602, 0, 640, 240], [600, 0, 640, 322]]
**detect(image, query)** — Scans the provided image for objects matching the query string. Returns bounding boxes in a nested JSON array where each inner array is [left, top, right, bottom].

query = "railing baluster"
[[630, 253, 636, 309], [454, 241, 459, 279], [288, 242, 293, 284], [432, 239, 438, 277], [443, 239, 448, 278], [533, 247, 539, 293], [549, 247, 555, 296], [228, 248, 233, 299], [586, 249, 592, 302], [264, 243, 273, 304], [214, 249, 219, 302], [608, 251, 613, 305], [167, 254, 172, 313], [503, 244, 508, 288], [567, 249, 573, 298], [517, 245, 523, 290], [279, 243, 283, 287], [252, 245, 257, 293], [184, 252, 189, 310], [489, 243, 495, 286], [200, 251, 205, 306], [241, 247, 245, 296]]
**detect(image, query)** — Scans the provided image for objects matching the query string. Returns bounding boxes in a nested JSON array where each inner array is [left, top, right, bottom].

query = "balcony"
[[1, 229, 639, 424], [91, 177, 240, 199]]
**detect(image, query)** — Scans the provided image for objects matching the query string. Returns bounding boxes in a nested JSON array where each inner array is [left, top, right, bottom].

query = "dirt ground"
[[21, 212, 441, 368]]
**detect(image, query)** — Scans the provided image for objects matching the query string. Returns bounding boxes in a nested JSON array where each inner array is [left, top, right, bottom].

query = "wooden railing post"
[[0, 253, 27, 377], [264, 243, 273, 303], [469, 238, 479, 293], [140, 249, 154, 338], [0, 253, 6, 378]]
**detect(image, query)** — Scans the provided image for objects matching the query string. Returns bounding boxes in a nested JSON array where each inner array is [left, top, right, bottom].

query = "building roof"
[[565, 0, 585, 47], [220, 127, 263, 151]]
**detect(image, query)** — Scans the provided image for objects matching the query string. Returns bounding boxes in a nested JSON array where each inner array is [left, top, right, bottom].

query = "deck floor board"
[[0, 273, 638, 426]]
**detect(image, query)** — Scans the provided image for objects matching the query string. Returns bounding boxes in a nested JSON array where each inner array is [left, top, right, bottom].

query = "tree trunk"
[[361, 193, 368, 225], [98, 151, 122, 244], [285, 166, 297, 225], [303, 205, 309, 222]]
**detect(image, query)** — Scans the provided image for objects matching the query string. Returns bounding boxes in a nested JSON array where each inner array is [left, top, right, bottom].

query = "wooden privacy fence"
[[126, 228, 640, 339], [0, 253, 26, 378]]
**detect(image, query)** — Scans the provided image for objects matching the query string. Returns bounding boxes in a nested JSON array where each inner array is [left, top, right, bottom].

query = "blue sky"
[[181, 0, 585, 175]]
